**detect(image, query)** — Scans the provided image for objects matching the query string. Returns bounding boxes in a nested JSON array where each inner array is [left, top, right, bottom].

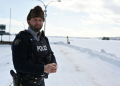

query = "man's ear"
[[27, 20, 30, 25]]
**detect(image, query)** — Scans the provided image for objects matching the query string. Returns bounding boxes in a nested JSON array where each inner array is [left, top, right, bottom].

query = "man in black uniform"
[[11, 5, 57, 86]]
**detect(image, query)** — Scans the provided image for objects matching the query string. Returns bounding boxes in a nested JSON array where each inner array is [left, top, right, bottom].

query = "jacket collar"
[[27, 27, 45, 41]]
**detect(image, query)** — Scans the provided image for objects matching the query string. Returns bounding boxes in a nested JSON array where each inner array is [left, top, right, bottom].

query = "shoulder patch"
[[14, 39, 21, 45]]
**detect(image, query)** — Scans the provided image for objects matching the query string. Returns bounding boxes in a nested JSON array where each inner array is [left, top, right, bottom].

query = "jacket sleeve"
[[12, 34, 44, 74], [45, 37, 57, 64]]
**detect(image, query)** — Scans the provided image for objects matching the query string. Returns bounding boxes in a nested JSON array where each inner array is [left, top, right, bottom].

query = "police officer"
[[11, 5, 57, 86]]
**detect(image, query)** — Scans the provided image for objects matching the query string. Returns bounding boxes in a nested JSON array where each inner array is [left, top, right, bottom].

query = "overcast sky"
[[0, 0, 120, 37]]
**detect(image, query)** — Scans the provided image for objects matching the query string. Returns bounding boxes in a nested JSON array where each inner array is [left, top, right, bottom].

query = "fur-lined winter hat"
[[27, 6, 45, 21]]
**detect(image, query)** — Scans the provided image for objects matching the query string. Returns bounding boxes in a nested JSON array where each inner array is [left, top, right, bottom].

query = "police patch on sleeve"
[[14, 39, 21, 45]]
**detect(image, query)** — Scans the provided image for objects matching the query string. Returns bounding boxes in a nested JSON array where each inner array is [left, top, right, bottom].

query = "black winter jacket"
[[11, 30, 57, 75]]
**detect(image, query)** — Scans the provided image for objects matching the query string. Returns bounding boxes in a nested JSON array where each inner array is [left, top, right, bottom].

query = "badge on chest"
[[37, 45, 47, 52]]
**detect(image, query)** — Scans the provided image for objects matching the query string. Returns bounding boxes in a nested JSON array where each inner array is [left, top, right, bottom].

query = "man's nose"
[[36, 20, 40, 24]]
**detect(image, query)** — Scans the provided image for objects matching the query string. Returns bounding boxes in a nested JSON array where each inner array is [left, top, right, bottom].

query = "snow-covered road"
[[0, 38, 120, 86], [45, 44, 120, 86]]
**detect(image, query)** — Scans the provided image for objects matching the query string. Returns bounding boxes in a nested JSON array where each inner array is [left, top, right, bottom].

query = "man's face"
[[28, 17, 43, 32]]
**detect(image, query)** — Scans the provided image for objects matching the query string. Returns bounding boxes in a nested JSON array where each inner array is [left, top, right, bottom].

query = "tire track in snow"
[[45, 45, 86, 86]]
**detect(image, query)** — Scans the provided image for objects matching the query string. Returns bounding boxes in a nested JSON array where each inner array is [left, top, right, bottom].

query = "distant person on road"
[[11, 5, 57, 86]]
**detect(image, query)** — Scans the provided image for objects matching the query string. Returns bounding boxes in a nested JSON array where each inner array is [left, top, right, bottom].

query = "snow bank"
[[51, 41, 120, 68]]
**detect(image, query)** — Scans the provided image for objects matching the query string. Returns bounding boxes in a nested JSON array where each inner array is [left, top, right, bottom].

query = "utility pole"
[[9, 8, 11, 41]]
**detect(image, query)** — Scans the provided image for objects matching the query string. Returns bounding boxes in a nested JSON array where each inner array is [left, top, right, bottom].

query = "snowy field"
[[0, 35, 120, 86]]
